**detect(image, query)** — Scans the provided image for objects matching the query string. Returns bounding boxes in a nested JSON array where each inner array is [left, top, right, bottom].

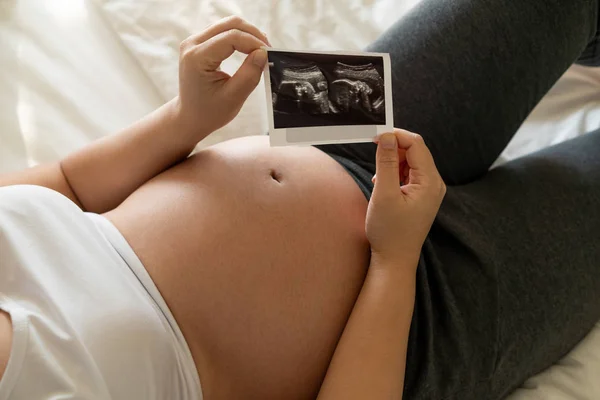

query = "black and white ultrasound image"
[[268, 51, 386, 129]]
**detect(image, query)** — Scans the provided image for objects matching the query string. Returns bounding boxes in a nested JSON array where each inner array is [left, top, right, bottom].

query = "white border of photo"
[[263, 48, 394, 147]]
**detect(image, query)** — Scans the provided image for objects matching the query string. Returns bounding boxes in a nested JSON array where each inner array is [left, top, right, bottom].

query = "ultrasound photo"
[[267, 50, 387, 129]]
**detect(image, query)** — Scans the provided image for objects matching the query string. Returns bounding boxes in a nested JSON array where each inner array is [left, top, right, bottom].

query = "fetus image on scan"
[[268, 51, 386, 129], [277, 63, 330, 115], [330, 63, 385, 115]]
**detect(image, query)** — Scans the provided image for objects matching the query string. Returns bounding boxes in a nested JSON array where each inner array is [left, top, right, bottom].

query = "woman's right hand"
[[365, 129, 446, 268], [174, 16, 271, 147]]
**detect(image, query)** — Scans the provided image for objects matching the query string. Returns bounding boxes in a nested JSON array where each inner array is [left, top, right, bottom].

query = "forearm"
[[1, 17, 271, 213], [0, 163, 83, 207], [318, 256, 417, 400], [60, 98, 201, 213], [0, 98, 198, 212]]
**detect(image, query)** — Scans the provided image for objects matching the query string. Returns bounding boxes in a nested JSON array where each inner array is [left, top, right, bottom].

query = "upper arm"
[[0, 310, 11, 383], [0, 163, 84, 210]]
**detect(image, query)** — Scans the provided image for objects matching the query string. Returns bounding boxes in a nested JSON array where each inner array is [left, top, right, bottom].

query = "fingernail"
[[262, 32, 272, 46], [253, 49, 268, 68], [380, 133, 396, 149]]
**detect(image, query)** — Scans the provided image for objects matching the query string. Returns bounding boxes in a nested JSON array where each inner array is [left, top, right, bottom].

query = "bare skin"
[[0, 16, 444, 400], [105, 135, 371, 399], [0, 310, 11, 382]]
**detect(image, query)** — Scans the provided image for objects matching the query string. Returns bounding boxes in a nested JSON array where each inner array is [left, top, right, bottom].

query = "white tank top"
[[0, 185, 203, 399]]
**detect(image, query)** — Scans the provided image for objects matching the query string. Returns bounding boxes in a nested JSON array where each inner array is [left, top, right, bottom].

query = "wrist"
[[167, 97, 211, 152], [369, 250, 420, 275], [367, 258, 418, 293]]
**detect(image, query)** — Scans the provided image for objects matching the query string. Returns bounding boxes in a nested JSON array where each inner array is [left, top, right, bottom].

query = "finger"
[[392, 129, 436, 176], [402, 163, 410, 183], [375, 129, 437, 186], [191, 29, 266, 70], [372, 160, 405, 185], [224, 48, 268, 101], [184, 16, 270, 49], [373, 133, 400, 191]]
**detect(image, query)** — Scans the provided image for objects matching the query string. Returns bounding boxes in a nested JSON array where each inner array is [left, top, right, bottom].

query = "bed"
[[1, 0, 599, 398]]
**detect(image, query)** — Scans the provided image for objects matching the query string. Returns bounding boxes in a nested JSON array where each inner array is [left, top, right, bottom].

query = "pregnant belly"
[[105, 136, 370, 399]]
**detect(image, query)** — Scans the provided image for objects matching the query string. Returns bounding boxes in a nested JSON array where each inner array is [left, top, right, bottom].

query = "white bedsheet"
[[1, 0, 599, 398], [0, 0, 162, 172]]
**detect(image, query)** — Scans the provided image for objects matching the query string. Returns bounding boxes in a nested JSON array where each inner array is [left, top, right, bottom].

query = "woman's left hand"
[[173, 16, 271, 146], [366, 129, 446, 268]]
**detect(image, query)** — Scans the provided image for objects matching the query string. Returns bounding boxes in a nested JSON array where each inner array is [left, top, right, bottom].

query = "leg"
[[419, 130, 600, 399], [317, 0, 599, 184], [577, 35, 600, 65], [313, 2, 599, 398], [577, 11, 600, 66]]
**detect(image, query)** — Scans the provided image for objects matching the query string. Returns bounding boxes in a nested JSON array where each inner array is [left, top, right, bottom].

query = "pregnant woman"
[[1, 0, 599, 399]]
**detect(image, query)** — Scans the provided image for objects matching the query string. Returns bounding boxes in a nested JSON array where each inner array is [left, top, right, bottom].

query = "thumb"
[[374, 133, 400, 191], [225, 48, 268, 101]]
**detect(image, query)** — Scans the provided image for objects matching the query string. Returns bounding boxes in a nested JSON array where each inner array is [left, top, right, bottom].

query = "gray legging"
[[316, 0, 600, 398]]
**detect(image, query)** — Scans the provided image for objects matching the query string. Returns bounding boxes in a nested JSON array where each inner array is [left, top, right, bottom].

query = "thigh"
[[425, 129, 600, 399], [577, 34, 600, 66], [318, 0, 598, 184]]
